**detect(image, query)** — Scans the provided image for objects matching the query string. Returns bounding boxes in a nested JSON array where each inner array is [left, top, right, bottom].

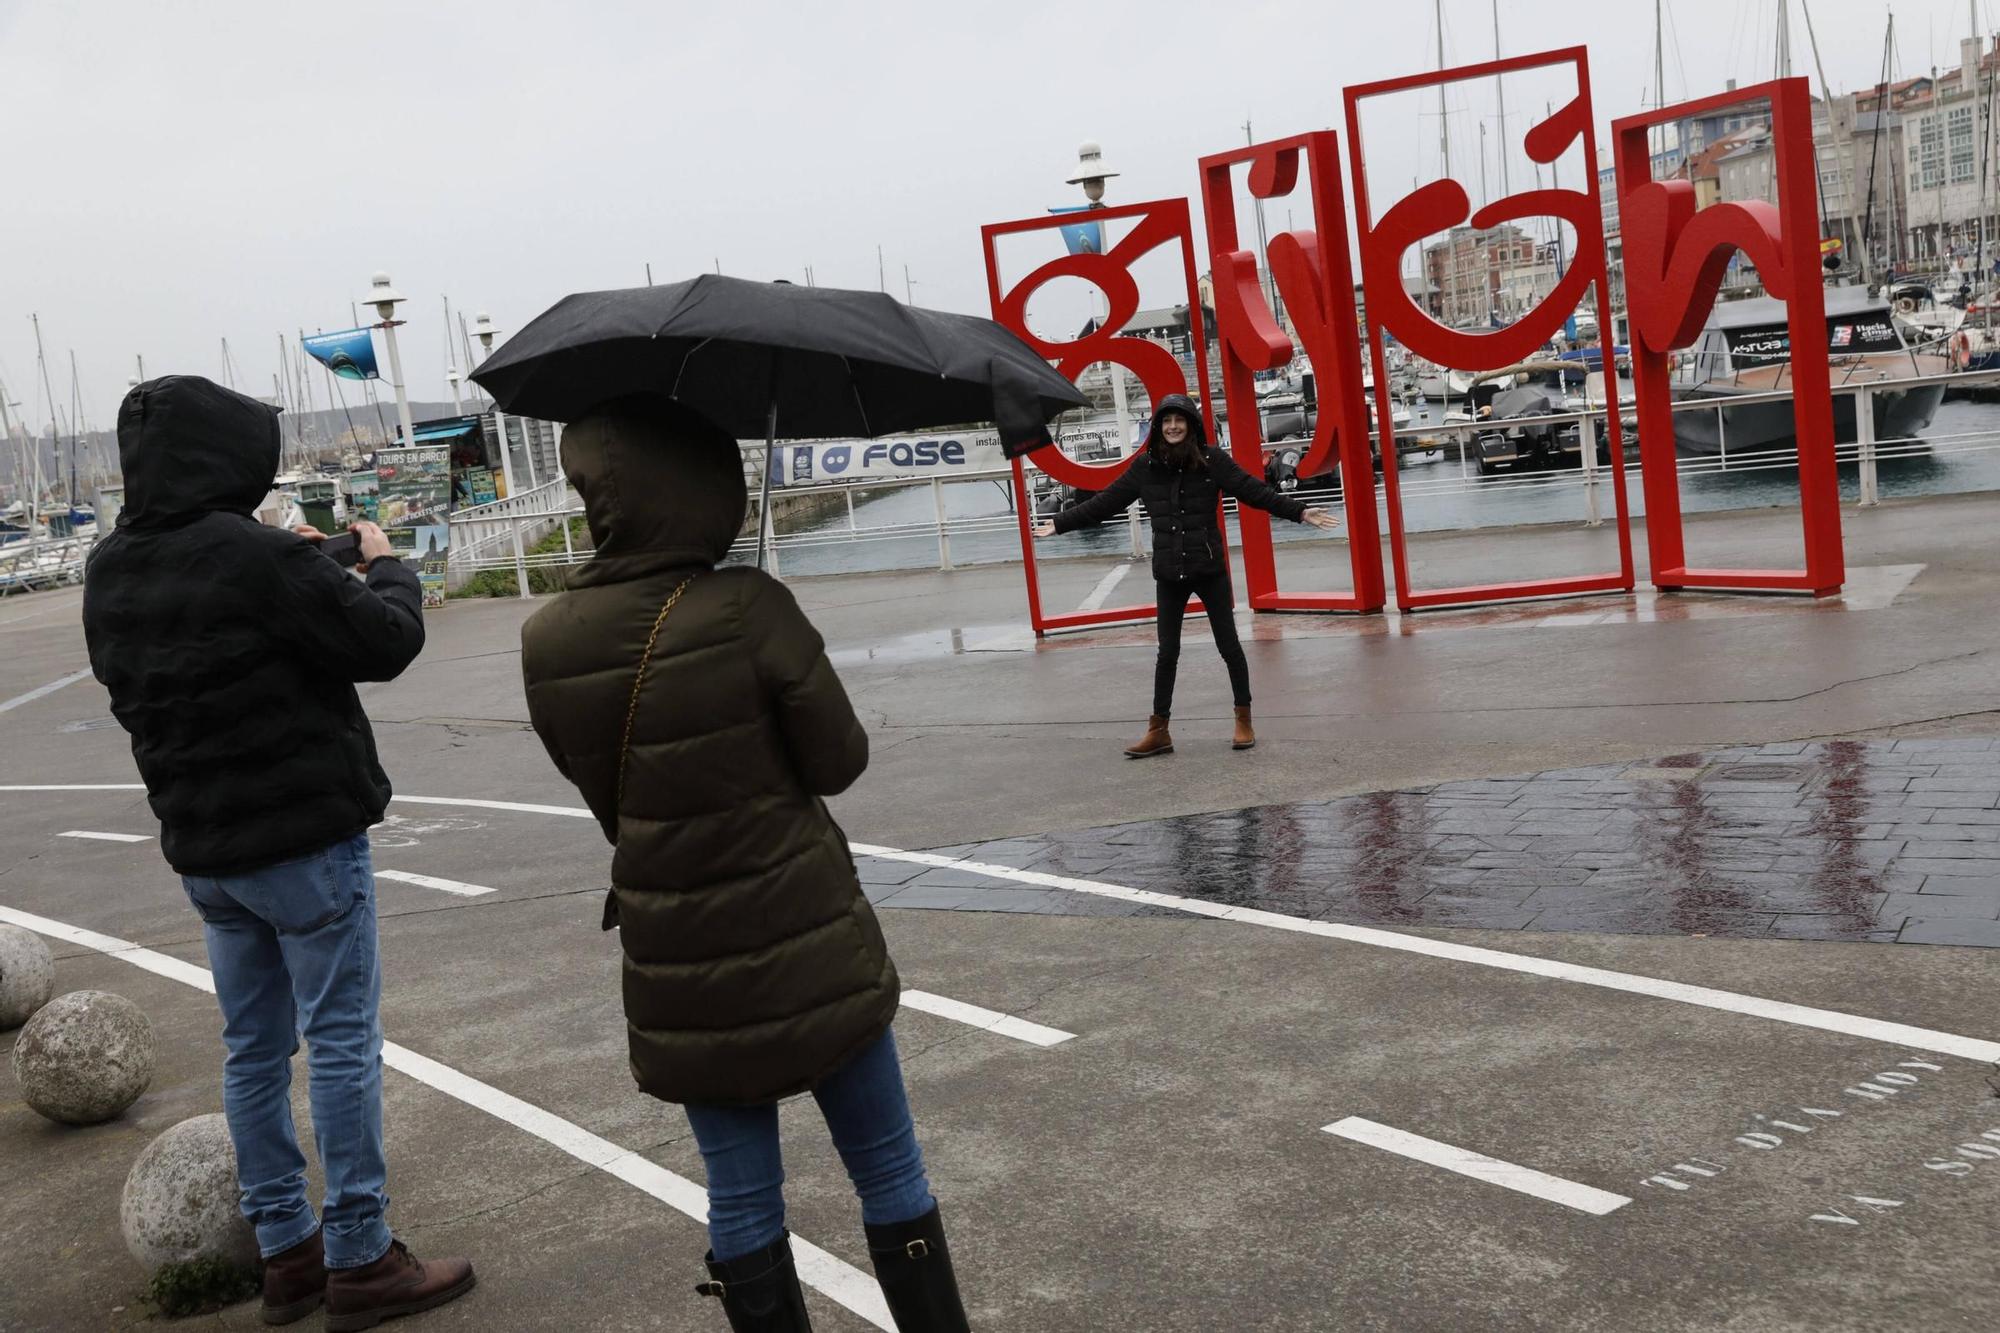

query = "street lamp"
[[1065, 140, 1134, 448], [1065, 140, 1141, 557], [1065, 140, 1120, 203], [359, 272, 418, 460], [468, 311, 533, 494]]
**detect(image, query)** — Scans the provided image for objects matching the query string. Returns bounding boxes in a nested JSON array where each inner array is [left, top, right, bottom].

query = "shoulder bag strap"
[[615, 575, 696, 813]]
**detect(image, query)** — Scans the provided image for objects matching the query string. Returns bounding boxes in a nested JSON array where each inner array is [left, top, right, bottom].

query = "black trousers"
[[1153, 572, 1250, 717]]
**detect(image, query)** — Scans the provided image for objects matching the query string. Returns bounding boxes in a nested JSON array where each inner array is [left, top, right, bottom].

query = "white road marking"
[[0, 903, 894, 1331], [1323, 1117, 1632, 1216], [58, 830, 151, 843], [0, 602, 74, 628], [1077, 562, 1135, 613], [901, 989, 1075, 1047], [374, 868, 496, 897], [848, 844, 2000, 1065], [12, 786, 1999, 1065], [0, 783, 145, 791], [394, 794, 596, 818], [0, 668, 94, 715]]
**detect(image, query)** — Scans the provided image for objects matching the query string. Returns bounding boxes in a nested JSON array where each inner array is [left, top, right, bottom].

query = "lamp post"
[[361, 273, 418, 457], [1066, 141, 1143, 558], [471, 312, 532, 599], [471, 312, 530, 496]]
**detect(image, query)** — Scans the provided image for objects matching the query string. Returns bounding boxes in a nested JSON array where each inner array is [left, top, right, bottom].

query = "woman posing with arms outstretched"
[[1034, 394, 1339, 757]]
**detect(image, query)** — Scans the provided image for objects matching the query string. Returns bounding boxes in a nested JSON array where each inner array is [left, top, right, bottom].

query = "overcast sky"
[[0, 0, 1987, 434]]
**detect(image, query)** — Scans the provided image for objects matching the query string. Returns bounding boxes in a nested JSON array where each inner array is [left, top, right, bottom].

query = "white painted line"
[[901, 988, 1075, 1047], [848, 844, 2000, 1065], [0, 783, 145, 791], [0, 667, 94, 715], [1077, 562, 1134, 613], [58, 830, 151, 844], [17, 786, 1998, 1065], [393, 794, 595, 818], [0, 602, 73, 628], [375, 868, 496, 898], [0, 903, 893, 1330], [1324, 1117, 1632, 1216]]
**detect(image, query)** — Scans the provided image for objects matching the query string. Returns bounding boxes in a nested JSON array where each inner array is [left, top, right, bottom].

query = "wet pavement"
[[866, 738, 2000, 947]]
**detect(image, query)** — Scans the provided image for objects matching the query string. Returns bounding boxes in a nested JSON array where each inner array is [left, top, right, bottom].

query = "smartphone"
[[319, 532, 363, 568]]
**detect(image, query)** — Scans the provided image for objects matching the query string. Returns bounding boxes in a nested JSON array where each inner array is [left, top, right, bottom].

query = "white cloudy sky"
[[0, 0, 1986, 431]]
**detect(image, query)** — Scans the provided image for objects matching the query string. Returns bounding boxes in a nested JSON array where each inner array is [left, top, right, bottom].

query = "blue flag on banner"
[[1048, 205, 1104, 257], [303, 327, 380, 381]]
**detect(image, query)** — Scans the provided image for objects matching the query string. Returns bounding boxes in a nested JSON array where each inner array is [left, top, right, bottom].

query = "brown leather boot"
[[1232, 706, 1256, 751], [1124, 715, 1174, 758], [324, 1240, 475, 1331], [260, 1229, 325, 1325]]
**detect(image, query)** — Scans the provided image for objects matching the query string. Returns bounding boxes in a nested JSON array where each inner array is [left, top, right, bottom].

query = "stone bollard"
[[121, 1114, 258, 1271], [0, 925, 55, 1029], [10, 990, 157, 1124]]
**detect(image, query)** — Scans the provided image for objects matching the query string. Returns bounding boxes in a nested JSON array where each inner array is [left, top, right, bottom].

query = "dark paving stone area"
[[864, 739, 2000, 946]]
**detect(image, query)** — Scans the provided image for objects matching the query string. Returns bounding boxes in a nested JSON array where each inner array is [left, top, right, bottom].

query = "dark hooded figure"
[[83, 375, 474, 1328], [1035, 393, 1340, 755], [517, 395, 968, 1332]]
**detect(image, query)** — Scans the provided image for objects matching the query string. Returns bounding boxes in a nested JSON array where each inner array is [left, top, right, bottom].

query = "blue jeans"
[[182, 833, 393, 1270], [684, 1028, 935, 1262]]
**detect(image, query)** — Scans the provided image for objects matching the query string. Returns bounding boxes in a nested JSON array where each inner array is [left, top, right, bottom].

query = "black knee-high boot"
[[864, 1205, 969, 1332], [696, 1232, 813, 1331]]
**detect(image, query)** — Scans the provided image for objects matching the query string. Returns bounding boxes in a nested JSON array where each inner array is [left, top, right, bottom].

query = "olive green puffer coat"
[[520, 400, 898, 1106]]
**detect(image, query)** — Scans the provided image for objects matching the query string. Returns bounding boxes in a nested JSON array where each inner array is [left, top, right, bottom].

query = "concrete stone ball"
[[9, 989, 157, 1125], [120, 1113, 259, 1271], [0, 925, 55, 1029]]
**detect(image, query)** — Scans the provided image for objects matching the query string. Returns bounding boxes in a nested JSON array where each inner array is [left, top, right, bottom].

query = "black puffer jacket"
[[83, 376, 425, 876], [519, 399, 897, 1107], [1052, 393, 1306, 581]]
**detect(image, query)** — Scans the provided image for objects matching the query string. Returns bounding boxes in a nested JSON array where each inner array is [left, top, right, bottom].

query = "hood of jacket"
[[116, 376, 282, 529], [1144, 392, 1210, 462], [562, 396, 747, 587]]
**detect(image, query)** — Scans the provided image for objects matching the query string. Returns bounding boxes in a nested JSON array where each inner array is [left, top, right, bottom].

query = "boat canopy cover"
[[1708, 285, 1886, 330]]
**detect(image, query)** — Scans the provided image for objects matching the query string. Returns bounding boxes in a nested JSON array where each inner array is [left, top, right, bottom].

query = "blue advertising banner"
[[1047, 205, 1104, 256], [303, 327, 380, 381]]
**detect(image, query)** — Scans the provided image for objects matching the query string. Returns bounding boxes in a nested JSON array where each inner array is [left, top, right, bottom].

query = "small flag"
[[303, 328, 381, 381], [1048, 205, 1104, 257]]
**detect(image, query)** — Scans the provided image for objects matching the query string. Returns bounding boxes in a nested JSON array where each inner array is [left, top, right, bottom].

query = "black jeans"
[[1154, 572, 1250, 717]]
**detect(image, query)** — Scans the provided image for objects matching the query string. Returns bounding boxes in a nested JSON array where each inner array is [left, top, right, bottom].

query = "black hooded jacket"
[[1051, 393, 1307, 582], [82, 376, 426, 876]]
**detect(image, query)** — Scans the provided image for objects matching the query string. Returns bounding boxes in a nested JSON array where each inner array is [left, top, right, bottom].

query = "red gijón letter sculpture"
[[1613, 77, 1844, 596], [1345, 46, 1637, 611], [1199, 131, 1386, 613], [981, 199, 1216, 635]]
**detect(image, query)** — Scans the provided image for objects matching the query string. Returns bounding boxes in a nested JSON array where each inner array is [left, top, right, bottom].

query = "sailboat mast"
[[66, 350, 82, 507], [1653, 0, 1667, 157], [1776, 0, 1793, 80], [1491, 0, 1508, 195], [32, 315, 61, 509], [1436, 0, 1450, 180]]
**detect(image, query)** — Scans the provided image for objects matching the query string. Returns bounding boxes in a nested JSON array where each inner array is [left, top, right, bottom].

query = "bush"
[[144, 1256, 260, 1318]]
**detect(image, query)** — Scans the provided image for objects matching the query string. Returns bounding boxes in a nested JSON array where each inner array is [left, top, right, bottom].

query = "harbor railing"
[[418, 366, 2000, 588], [0, 533, 92, 597]]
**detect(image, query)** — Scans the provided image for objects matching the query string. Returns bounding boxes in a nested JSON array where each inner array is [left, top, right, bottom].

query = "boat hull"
[[1671, 380, 1946, 456]]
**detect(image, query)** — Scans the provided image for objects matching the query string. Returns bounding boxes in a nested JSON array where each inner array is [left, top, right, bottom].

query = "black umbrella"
[[467, 275, 1087, 568]]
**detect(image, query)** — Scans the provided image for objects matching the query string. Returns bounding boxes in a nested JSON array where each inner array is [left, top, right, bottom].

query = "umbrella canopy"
[[467, 274, 1085, 457]]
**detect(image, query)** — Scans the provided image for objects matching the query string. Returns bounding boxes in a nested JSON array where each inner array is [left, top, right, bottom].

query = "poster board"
[[374, 444, 451, 608]]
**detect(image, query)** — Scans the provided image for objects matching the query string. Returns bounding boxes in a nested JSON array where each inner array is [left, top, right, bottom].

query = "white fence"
[[0, 533, 91, 596]]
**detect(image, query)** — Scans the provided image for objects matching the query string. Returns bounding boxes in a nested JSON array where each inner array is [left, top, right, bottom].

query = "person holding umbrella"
[[517, 395, 966, 1331], [485, 276, 1091, 1333], [1032, 394, 1341, 756]]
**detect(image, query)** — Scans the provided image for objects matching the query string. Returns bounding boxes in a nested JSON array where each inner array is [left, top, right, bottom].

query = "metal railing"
[[0, 533, 92, 596], [445, 477, 572, 596], [435, 367, 2000, 588]]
